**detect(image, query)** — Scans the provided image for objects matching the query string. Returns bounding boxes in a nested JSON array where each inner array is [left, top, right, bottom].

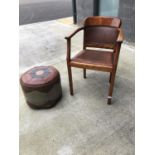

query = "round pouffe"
[[20, 66, 62, 109]]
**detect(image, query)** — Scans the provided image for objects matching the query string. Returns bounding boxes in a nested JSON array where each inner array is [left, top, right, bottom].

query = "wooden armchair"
[[65, 16, 124, 104]]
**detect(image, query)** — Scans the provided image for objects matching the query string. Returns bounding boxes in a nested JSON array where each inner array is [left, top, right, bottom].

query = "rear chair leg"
[[109, 73, 112, 83], [107, 71, 116, 105], [83, 68, 86, 79], [67, 65, 74, 95]]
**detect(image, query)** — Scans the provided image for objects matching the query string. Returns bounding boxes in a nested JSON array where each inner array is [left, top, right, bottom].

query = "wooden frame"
[[65, 16, 124, 104]]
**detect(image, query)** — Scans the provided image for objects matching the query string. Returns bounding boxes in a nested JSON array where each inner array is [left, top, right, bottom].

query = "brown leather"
[[71, 49, 114, 72], [84, 16, 121, 28], [27, 94, 62, 109], [84, 26, 119, 48], [20, 66, 59, 87], [20, 66, 62, 109]]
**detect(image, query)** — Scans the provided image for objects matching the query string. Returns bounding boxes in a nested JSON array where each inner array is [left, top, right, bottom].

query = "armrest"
[[65, 26, 84, 40], [117, 28, 124, 43]]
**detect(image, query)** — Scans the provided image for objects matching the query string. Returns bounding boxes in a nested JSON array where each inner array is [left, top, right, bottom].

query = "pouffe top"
[[20, 66, 59, 87]]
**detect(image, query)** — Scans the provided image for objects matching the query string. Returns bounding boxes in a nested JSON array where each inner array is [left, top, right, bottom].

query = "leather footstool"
[[20, 66, 62, 109]]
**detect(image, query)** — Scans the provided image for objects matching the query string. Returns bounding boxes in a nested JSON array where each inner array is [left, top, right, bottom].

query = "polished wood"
[[109, 73, 112, 83], [117, 29, 124, 42], [65, 16, 124, 104], [83, 69, 86, 79], [84, 16, 121, 27], [65, 26, 84, 40], [67, 65, 74, 95]]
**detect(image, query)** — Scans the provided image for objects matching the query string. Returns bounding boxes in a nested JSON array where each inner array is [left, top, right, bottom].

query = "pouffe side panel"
[[23, 82, 62, 108]]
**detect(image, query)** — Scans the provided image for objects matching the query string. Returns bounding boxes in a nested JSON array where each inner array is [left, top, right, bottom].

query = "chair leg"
[[107, 71, 116, 105], [109, 73, 112, 83], [83, 68, 86, 79], [67, 65, 74, 95]]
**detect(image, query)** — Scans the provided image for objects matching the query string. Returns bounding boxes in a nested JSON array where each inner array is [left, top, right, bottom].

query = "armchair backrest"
[[83, 16, 121, 49]]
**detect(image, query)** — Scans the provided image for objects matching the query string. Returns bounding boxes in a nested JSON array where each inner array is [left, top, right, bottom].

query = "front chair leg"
[[67, 65, 74, 95], [83, 68, 86, 79], [107, 71, 116, 105]]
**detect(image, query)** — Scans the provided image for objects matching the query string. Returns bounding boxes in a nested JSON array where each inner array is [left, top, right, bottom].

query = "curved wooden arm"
[[117, 28, 124, 43], [65, 26, 84, 62], [65, 26, 84, 40]]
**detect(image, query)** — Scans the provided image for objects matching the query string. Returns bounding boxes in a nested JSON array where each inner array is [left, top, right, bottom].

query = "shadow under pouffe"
[[20, 66, 62, 109]]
